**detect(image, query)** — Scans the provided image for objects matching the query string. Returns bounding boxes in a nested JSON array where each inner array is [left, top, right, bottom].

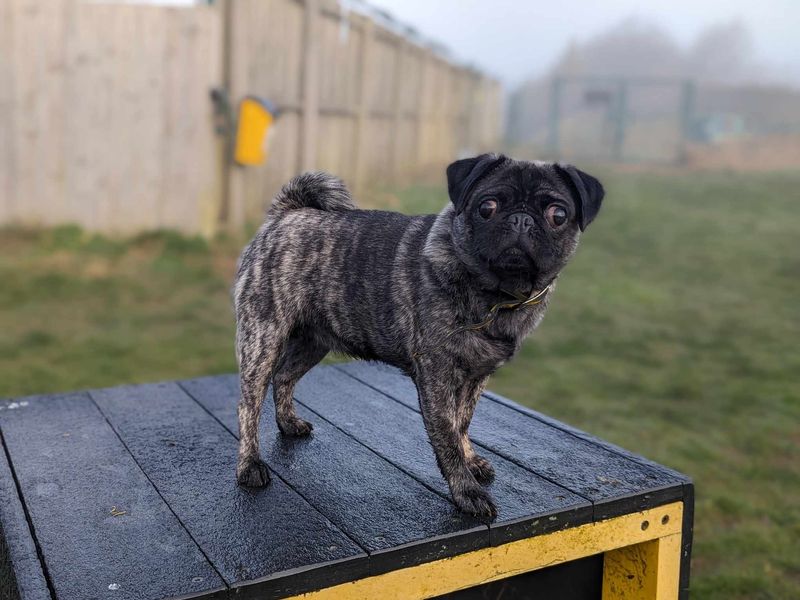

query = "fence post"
[[390, 38, 405, 182], [353, 14, 373, 194], [220, 0, 247, 232], [300, 0, 320, 172], [10, 0, 72, 226], [415, 51, 431, 169], [0, 0, 14, 223]]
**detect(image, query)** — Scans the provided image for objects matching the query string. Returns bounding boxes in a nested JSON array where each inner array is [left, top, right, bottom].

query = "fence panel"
[[2, 0, 222, 234], [1, 0, 501, 235]]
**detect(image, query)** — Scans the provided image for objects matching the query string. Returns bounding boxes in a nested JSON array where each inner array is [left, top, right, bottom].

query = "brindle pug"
[[233, 154, 604, 519]]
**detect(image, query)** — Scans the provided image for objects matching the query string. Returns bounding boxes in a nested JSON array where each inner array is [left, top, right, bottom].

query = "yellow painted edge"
[[653, 533, 683, 600], [287, 502, 683, 600], [602, 532, 682, 599]]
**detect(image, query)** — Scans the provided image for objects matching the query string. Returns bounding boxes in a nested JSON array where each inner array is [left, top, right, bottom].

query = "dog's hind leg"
[[273, 333, 328, 437], [235, 312, 288, 488]]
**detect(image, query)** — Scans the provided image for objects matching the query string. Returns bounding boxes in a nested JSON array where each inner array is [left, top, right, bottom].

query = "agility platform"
[[0, 361, 693, 600]]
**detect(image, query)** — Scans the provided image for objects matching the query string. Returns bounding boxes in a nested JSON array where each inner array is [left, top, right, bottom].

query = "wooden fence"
[[0, 0, 502, 236]]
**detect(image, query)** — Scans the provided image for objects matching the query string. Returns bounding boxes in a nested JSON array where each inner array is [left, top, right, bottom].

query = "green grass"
[[1, 171, 799, 598]]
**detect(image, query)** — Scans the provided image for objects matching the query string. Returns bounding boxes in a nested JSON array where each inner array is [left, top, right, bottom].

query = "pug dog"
[[233, 153, 604, 519]]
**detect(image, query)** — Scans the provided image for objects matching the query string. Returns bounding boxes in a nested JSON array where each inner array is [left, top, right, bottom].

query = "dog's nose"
[[507, 212, 534, 233]]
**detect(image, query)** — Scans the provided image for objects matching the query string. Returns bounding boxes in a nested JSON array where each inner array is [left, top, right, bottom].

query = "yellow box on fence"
[[234, 97, 277, 166]]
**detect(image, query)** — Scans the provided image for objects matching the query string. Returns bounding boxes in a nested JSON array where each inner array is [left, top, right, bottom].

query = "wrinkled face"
[[448, 155, 604, 293]]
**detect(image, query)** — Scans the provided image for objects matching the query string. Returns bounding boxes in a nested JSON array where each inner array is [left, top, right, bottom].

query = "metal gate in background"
[[548, 77, 694, 165]]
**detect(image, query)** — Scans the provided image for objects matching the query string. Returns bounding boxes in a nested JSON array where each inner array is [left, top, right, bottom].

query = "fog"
[[363, 0, 800, 89]]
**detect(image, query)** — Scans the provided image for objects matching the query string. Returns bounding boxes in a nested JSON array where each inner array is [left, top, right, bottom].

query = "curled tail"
[[270, 172, 356, 214]]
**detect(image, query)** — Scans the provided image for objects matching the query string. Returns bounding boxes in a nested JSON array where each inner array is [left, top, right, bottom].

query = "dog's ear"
[[446, 154, 506, 215], [555, 164, 604, 231]]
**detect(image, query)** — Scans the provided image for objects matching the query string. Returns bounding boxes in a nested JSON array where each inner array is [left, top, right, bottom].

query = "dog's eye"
[[478, 199, 498, 220], [545, 205, 568, 228]]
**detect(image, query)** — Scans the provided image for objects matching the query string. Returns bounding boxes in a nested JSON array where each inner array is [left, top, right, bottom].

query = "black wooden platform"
[[0, 362, 693, 600]]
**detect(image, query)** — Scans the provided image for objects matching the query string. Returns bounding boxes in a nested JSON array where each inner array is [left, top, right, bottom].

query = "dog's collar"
[[412, 284, 551, 359], [461, 284, 552, 332]]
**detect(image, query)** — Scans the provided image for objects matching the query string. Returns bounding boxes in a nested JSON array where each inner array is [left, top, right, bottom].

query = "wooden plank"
[[180, 375, 489, 576], [288, 366, 592, 545], [338, 362, 686, 520], [484, 389, 690, 481], [0, 431, 50, 600], [90, 382, 368, 598], [0, 392, 226, 600]]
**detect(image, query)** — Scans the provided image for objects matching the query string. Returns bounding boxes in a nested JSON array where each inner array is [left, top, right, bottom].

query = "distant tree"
[[688, 20, 755, 84], [551, 18, 685, 79]]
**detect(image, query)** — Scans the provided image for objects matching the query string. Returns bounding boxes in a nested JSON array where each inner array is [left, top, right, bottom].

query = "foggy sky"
[[363, 0, 800, 88]]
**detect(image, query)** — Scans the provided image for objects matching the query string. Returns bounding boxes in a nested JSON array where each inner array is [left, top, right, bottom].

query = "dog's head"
[[447, 154, 604, 294]]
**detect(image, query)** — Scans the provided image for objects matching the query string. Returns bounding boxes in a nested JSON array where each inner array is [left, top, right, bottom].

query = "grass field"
[[1, 170, 799, 599]]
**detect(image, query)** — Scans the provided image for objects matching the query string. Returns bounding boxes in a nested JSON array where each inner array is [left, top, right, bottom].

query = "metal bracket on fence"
[[210, 87, 233, 137]]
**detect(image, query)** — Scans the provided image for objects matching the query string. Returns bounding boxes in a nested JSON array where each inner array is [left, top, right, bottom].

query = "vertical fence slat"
[[11, 0, 70, 226], [162, 6, 223, 236], [300, 0, 320, 171], [353, 15, 373, 194], [0, 0, 14, 222]]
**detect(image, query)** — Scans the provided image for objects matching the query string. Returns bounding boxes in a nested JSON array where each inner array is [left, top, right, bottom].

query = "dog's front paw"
[[468, 455, 495, 485], [453, 484, 497, 521], [277, 416, 314, 438], [237, 456, 271, 488]]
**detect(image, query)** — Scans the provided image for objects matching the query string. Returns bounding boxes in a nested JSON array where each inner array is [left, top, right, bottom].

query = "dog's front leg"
[[414, 368, 497, 520], [456, 377, 495, 485]]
